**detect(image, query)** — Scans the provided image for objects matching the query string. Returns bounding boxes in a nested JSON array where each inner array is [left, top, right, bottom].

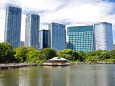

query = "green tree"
[[109, 49, 115, 59], [57, 49, 79, 61], [78, 51, 86, 62], [14, 46, 28, 63], [86, 50, 100, 62], [86, 56, 100, 62], [0, 42, 15, 63], [26, 47, 40, 63], [100, 50, 110, 60], [39, 48, 57, 60]]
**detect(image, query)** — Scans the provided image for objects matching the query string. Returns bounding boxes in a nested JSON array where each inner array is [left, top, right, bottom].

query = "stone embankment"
[[0, 63, 38, 69]]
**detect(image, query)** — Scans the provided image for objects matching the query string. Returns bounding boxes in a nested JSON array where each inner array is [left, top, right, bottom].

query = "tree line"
[[0, 42, 115, 63]]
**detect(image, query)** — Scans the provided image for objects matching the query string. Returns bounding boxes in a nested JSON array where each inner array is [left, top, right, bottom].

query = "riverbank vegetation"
[[0, 42, 115, 63]]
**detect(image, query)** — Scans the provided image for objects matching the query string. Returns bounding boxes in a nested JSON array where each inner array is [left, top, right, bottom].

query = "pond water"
[[0, 64, 115, 86]]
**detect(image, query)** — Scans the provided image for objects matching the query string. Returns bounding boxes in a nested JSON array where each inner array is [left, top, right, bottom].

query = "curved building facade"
[[94, 22, 113, 50]]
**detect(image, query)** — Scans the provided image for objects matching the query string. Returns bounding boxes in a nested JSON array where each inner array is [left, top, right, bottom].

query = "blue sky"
[[0, 0, 115, 44], [109, 0, 115, 2]]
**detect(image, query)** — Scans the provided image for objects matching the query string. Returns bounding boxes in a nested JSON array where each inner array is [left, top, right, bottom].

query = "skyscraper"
[[4, 6, 22, 49], [67, 25, 94, 53], [113, 44, 115, 49], [19, 41, 24, 47], [94, 22, 113, 50], [48, 22, 66, 51], [39, 29, 49, 49], [25, 14, 40, 50]]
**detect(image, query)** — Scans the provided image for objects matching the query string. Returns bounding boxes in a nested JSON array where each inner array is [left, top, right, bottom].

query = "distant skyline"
[[0, 0, 115, 43]]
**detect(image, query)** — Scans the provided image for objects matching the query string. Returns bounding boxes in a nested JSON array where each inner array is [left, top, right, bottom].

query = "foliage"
[[78, 51, 86, 62], [0, 42, 115, 63], [100, 50, 110, 60], [39, 48, 57, 60], [109, 49, 115, 59], [26, 47, 40, 63], [86, 50, 107, 61], [104, 59, 115, 63], [14, 46, 28, 63], [86, 56, 100, 62], [57, 49, 79, 61], [0, 42, 15, 63]]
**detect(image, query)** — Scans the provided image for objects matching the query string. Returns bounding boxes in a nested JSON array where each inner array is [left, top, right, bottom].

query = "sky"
[[0, 0, 115, 44]]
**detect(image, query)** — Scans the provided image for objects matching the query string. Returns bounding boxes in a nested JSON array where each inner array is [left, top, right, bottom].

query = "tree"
[[57, 49, 79, 61], [109, 49, 115, 59], [26, 47, 40, 63], [0, 42, 15, 63], [100, 50, 110, 60], [14, 46, 28, 63], [39, 48, 57, 60], [86, 56, 100, 62], [78, 51, 86, 62]]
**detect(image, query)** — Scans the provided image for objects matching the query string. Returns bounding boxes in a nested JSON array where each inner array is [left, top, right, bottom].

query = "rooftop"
[[49, 57, 67, 61]]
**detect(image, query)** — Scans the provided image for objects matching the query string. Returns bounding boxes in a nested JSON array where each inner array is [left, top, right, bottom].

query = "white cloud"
[[0, 0, 115, 43], [0, 10, 5, 42]]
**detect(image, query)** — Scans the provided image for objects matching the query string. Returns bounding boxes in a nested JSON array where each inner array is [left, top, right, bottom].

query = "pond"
[[0, 64, 115, 86]]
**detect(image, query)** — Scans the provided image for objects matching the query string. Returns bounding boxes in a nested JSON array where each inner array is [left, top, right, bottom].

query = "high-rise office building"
[[94, 22, 113, 50], [67, 25, 94, 53], [19, 41, 24, 47], [39, 30, 49, 49], [113, 44, 115, 49], [25, 14, 40, 50], [4, 6, 22, 49], [48, 22, 66, 51]]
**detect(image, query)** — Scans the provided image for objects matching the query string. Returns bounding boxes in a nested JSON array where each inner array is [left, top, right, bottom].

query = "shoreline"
[[71, 62, 115, 64], [0, 63, 38, 69], [0, 62, 115, 70]]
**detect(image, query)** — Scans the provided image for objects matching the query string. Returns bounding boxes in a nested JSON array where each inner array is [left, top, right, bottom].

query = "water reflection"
[[0, 64, 115, 86]]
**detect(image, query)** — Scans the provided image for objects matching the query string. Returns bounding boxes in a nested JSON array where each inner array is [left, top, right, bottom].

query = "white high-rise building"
[[25, 14, 40, 50], [94, 22, 113, 50]]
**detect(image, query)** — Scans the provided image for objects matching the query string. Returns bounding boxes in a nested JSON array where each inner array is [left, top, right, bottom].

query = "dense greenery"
[[57, 49, 79, 61], [26, 47, 40, 63], [0, 42, 15, 63], [39, 48, 57, 60], [0, 42, 115, 63]]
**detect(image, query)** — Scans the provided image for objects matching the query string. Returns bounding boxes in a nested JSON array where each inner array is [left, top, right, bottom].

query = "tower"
[[39, 29, 49, 49], [67, 25, 94, 53], [4, 6, 22, 49], [48, 22, 66, 51], [25, 14, 40, 50], [94, 22, 113, 50]]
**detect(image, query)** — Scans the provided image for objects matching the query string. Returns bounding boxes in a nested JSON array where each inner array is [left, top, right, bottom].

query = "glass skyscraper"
[[25, 14, 40, 50], [19, 41, 24, 47], [67, 25, 94, 53], [4, 6, 22, 49], [39, 30, 49, 49], [113, 44, 115, 49], [94, 22, 113, 50], [48, 22, 66, 51]]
